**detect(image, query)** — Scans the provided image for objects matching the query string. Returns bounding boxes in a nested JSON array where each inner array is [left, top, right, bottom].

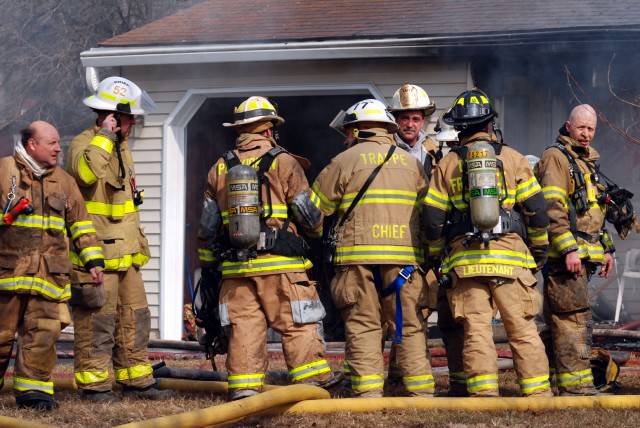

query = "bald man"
[[536, 105, 615, 396], [0, 121, 103, 410]]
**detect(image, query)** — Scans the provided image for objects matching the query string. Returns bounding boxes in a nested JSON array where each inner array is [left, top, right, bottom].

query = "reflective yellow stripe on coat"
[[220, 255, 312, 276], [0, 276, 70, 301]]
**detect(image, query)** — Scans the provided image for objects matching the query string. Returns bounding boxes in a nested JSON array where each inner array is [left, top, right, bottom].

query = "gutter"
[[81, 28, 640, 67]]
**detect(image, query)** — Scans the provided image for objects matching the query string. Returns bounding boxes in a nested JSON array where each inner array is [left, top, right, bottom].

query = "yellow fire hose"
[[253, 394, 640, 417], [3, 378, 640, 428], [115, 384, 330, 428], [0, 416, 58, 428]]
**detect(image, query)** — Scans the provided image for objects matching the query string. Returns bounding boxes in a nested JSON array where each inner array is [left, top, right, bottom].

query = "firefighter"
[[66, 77, 173, 402], [314, 99, 435, 398], [389, 83, 439, 178], [384, 84, 439, 387], [198, 96, 340, 401], [0, 121, 104, 410], [536, 104, 615, 396], [429, 109, 468, 397], [423, 89, 552, 397]]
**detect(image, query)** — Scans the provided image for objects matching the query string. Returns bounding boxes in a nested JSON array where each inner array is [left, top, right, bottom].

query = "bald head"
[[566, 104, 597, 147], [20, 120, 61, 168]]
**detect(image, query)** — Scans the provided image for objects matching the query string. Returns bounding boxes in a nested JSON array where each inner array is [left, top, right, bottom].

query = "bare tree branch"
[[564, 65, 640, 146], [607, 53, 640, 109]]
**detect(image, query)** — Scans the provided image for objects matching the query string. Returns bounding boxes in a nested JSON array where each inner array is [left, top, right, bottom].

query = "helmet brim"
[[223, 115, 285, 128], [388, 103, 436, 117], [83, 96, 147, 115]]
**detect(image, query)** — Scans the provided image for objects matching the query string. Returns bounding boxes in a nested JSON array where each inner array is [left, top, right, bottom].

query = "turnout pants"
[[448, 269, 551, 397], [331, 264, 434, 397], [0, 293, 68, 396], [540, 263, 596, 395], [436, 284, 466, 395], [220, 271, 331, 397], [73, 267, 154, 392]]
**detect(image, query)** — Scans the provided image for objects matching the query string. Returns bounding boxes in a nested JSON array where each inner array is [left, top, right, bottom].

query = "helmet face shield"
[[140, 90, 157, 114]]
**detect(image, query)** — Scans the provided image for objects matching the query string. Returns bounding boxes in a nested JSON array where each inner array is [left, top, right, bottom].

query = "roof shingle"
[[99, 0, 640, 47]]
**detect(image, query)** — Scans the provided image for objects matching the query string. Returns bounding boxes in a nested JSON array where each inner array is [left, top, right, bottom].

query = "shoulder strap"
[[336, 145, 396, 228], [251, 147, 285, 219], [423, 159, 433, 182], [222, 150, 241, 169], [549, 143, 582, 233], [549, 143, 585, 184], [256, 147, 284, 175]]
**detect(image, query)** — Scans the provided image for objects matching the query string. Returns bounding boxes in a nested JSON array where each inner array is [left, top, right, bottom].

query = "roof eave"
[[80, 28, 640, 67]]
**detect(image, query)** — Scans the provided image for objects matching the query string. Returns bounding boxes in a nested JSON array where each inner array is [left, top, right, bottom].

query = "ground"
[[1, 347, 639, 427]]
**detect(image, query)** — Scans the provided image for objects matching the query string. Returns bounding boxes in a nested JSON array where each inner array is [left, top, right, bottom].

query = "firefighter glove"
[[424, 256, 442, 274], [69, 283, 106, 309], [530, 246, 549, 273]]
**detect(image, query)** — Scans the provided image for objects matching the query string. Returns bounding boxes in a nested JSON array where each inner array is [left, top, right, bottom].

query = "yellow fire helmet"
[[589, 347, 621, 393], [389, 83, 436, 116], [223, 96, 284, 128]]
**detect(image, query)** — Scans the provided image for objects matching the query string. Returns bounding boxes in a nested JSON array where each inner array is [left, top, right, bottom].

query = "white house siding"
[[118, 57, 471, 339]]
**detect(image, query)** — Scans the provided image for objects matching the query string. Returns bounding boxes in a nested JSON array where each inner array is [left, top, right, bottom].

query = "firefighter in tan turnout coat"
[[314, 99, 435, 397], [423, 89, 552, 397], [536, 104, 616, 396], [0, 121, 104, 410], [66, 77, 173, 402], [198, 96, 338, 401]]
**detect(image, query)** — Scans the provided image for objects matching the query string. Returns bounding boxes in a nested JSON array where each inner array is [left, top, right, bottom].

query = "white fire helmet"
[[223, 96, 284, 128], [329, 99, 399, 135], [434, 108, 459, 143], [83, 76, 156, 115], [388, 83, 436, 116]]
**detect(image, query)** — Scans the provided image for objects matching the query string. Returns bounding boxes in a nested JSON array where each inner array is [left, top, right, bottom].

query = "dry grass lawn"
[[1, 355, 640, 428]]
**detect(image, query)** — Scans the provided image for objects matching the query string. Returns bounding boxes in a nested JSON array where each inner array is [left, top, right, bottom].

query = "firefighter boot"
[[229, 389, 260, 401], [80, 390, 122, 403], [122, 385, 176, 400], [16, 391, 58, 411], [303, 371, 345, 390]]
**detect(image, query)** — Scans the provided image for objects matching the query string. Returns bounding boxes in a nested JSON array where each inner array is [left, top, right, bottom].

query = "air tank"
[[226, 165, 261, 249], [466, 141, 500, 232]]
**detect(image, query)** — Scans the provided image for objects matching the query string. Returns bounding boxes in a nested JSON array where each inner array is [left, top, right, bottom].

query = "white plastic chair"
[[614, 249, 640, 323]]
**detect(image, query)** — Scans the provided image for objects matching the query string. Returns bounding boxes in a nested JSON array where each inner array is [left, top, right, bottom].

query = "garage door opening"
[[183, 93, 372, 340]]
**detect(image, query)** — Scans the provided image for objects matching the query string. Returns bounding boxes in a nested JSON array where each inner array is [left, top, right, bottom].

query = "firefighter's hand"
[[101, 114, 121, 134], [89, 267, 104, 286], [600, 253, 615, 278], [564, 251, 582, 274]]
